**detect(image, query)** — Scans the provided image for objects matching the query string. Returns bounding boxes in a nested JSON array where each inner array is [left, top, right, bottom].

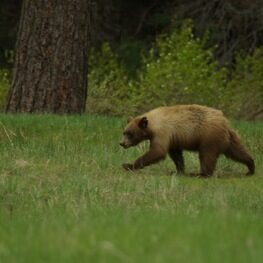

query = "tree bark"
[[6, 0, 89, 114]]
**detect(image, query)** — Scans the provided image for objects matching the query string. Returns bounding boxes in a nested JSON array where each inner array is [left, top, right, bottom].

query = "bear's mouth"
[[120, 142, 131, 149], [123, 145, 130, 149]]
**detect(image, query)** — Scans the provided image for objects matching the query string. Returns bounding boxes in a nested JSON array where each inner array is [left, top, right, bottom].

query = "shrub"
[[86, 43, 139, 116], [0, 69, 9, 110], [136, 22, 228, 112], [225, 48, 263, 120], [87, 22, 228, 116]]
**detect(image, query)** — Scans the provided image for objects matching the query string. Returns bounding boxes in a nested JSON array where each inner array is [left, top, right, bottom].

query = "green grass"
[[0, 114, 262, 263]]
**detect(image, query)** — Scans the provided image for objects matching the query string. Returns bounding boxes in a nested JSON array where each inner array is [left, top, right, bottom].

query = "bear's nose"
[[120, 142, 125, 147]]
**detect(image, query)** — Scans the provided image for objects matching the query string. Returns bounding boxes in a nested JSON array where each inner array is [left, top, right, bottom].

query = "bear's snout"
[[120, 141, 130, 149]]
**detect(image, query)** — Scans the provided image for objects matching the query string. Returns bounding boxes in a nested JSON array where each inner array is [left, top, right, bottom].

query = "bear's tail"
[[224, 129, 255, 175]]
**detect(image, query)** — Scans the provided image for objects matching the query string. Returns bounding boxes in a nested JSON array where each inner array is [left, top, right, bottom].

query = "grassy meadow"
[[0, 114, 262, 263]]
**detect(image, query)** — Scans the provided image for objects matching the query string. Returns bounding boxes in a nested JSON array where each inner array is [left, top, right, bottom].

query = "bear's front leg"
[[122, 163, 134, 170], [122, 146, 166, 170]]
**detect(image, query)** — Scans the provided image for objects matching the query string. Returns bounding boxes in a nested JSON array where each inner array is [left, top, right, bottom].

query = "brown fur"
[[120, 104, 255, 177]]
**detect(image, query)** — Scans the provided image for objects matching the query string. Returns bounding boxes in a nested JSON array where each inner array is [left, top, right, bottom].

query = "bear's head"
[[120, 116, 150, 149]]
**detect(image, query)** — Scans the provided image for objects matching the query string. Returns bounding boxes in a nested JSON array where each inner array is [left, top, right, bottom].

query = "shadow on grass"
[[163, 169, 254, 179]]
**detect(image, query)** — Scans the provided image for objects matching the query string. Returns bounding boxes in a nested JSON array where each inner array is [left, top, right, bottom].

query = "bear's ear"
[[138, 117, 148, 129], [127, 116, 133, 123]]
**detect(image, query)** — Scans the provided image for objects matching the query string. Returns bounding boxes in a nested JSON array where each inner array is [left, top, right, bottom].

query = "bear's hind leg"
[[169, 149, 185, 174], [224, 129, 255, 175], [199, 149, 219, 177], [224, 145, 255, 175]]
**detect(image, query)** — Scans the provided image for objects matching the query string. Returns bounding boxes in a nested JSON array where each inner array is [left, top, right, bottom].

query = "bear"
[[119, 104, 255, 177]]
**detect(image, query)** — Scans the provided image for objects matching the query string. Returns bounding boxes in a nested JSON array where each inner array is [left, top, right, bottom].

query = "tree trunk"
[[6, 0, 89, 114]]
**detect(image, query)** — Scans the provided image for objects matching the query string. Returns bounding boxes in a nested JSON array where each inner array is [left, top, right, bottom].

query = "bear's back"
[[144, 105, 230, 149]]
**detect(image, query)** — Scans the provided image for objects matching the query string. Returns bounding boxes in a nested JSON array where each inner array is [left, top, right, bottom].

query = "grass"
[[0, 114, 262, 263]]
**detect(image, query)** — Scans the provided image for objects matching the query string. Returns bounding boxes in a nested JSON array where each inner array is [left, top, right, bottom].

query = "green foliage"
[[137, 22, 227, 111], [226, 49, 263, 120], [0, 115, 262, 262], [117, 39, 146, 78], [87, 23, 228, 116], [0, 69, 9, 110], [87, 43, 137, 116]]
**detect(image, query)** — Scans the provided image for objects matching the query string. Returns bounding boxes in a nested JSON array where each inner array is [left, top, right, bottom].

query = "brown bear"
[[120, 104, 255, 177]]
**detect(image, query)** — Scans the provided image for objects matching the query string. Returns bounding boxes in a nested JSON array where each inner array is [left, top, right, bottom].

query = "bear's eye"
[[128, 133, 133, 139], [125, 132, 134, 140]]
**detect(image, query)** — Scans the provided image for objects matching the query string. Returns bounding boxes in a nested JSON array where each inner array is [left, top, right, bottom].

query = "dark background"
[[1, 0, 263, 69]]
